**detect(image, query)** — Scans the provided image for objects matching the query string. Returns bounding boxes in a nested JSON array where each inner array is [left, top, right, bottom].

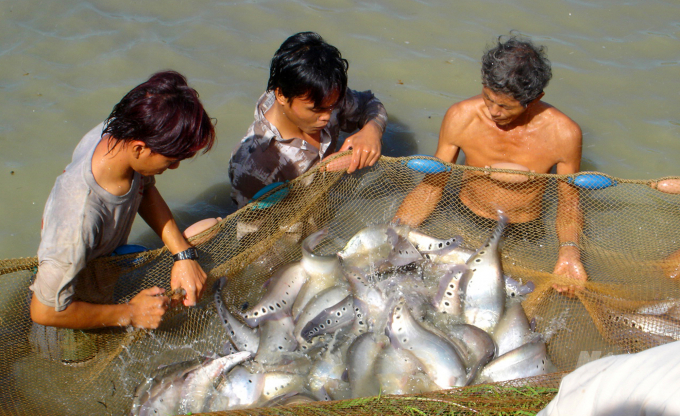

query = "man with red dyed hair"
[[30, 71, 216, 330]]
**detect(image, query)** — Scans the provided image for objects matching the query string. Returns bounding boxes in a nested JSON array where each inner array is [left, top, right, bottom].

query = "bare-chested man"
[[395, 35, 586, 294]]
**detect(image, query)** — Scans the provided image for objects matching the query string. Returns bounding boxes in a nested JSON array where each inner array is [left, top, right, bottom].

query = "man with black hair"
[[395, 35, 586, 294], [228, 31, 388, 208], [30, 71, 217, 330]]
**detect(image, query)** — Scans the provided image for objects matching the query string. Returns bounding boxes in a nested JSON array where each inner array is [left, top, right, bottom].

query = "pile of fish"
[[131, 215, 555, 415]]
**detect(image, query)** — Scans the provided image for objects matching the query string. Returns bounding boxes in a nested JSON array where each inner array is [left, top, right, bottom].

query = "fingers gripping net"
[[1, 154, 680, 415]]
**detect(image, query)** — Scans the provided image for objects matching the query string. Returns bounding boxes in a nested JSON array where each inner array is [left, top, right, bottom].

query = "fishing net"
[[1, 153, 679, 415]]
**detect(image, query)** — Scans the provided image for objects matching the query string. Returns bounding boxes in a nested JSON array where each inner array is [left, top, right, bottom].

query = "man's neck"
[[91, 136, 135, 196]]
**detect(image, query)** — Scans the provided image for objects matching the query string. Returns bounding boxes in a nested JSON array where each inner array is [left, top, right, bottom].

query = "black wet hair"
[[481, 35, 552, 106], [103, 70, 215, 160], [267, 32, 348, 108]]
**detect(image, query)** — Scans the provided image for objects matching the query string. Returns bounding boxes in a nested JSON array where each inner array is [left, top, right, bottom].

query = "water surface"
[[1, 0, 678, 258]]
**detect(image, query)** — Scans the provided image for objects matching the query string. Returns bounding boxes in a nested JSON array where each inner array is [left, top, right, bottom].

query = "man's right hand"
[[127, 287, 170, 329]]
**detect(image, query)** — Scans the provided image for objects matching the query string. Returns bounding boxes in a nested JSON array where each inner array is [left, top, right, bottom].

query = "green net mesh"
[[1, 154, 680, 415]]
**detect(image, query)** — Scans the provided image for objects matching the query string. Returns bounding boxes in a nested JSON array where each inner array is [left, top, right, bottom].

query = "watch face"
[[174, 247, 199, 261]]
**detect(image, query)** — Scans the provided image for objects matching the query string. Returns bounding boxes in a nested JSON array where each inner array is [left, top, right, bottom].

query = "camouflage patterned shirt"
[[228, 89, 388, 207]]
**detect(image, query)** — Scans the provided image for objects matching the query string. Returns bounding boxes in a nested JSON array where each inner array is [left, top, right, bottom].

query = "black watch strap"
[[172, 247, 199, 262]]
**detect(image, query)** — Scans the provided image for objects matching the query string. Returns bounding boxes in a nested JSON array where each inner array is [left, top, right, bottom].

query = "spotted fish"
[[475, 340, 554, 384], [432, 264, 470, 317], [215, 277, 260, 354], [241, 262, 308, 328], [386, 300, 466, 389], [461, 213, 508, 332]]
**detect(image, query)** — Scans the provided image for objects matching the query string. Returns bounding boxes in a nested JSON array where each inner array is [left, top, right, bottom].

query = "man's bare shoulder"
[[536, 102, 582, 143], [440, 95, 484, 139]]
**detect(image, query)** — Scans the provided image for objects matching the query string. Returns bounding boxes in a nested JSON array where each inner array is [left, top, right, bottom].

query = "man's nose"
[[318, 110, 332, 122], [169, 161, 181, 170]]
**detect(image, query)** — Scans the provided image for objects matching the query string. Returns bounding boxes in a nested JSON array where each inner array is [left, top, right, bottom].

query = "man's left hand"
[[552, 246, 587, 297], [170, 259, 206, 307], [338, 121, 382, 173]]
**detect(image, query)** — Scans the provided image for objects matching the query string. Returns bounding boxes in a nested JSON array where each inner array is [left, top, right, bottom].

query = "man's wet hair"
[[481, 35, 552, 106], [103, 70, 216, 160], [267, 31, 349, 108]]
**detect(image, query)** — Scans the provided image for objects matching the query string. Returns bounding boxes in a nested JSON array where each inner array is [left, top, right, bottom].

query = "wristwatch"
[[172, 247, 199, 262]]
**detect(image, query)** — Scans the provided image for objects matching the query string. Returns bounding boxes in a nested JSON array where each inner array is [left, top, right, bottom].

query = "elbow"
[[29, 295, 58, 327]]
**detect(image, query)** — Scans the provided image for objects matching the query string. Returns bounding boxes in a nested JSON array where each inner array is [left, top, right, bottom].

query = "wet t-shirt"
[[30, 123, 155, 312], [228, 88, 388, 208]]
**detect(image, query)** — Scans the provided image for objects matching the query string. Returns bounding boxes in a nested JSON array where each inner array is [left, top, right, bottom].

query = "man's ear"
[[129, 141, 148, 159], [274, 88, 288, 106]]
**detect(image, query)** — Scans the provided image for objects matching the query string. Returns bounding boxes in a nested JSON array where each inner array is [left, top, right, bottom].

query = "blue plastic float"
[[404, 155, 451, 174], [250, 181, 290, 209], [111, 244, 148, 256], [568, 173, 617, 190]]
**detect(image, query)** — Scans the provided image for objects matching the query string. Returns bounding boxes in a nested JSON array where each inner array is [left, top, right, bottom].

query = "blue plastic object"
[[569, 174, 617, 190], [404, 155, 451, 174], [250, 181, 290, 209], [111, 244, 148, 256]]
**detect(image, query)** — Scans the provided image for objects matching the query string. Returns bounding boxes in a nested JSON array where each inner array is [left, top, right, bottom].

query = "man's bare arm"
[[138, 185, 206, 307], [393, 104, 467, 227], [30, 289, 169, 329], [552, 120, 586, 294]]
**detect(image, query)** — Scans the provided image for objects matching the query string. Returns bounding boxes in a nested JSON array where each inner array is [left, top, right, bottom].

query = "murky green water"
[[1, 0, 678, 259]]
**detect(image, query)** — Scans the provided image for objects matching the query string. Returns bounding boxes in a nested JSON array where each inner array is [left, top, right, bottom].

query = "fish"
[[293, 285, 352, 344], [432, 264, 469, 317], [208, 364, 264, 410], [475, 340, 554, 384], [131, 358, 205, 416], [422, 243, 475, 265], [386, 300, 467, 389], [308, 345, 352, 401], [504, 276, 535, 298], [604, 309, 680, 342], [255, 315, 298, 364], [176, 351, 253, 414], [399, 226, 464, 254], [492, 301, 534, 356], [461, 213, 508, 332], [241, 262, 308, 328], [446, 324, 496, 383], [300, 295, 355, 342], [346, 332, 387, 397], [341, 265, 387, 329], [374, 340, 438, 395], [338, 225, 400, 271], [292, 230, 347, 320], [215, 278, 260, 354]]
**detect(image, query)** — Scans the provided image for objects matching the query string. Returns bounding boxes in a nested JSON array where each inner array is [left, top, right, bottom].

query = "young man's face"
[[481, 87, 527, 127], [133, 147, 182, 176], [279, 89, 341, 135]]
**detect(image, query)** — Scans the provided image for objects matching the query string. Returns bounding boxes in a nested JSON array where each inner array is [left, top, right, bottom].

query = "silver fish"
[[131, 358, 205, 416], [255, 315, 298, 364], [293, 231, 347, 320], [492, 301, 534, 356], [301, 295, 355, 342], [341, 265, 387, 330], [422, 244, 475, 265], [177, 351, 252, 414], [432, 264, 470, 317], [400, 226, 463, 254], [293, 285, 351, 344], [387, 235, 423, 268], [461, 214, 508, 332], [257, 371, 308, 408], [504, 276, 535, 298], [475, 340, 554, 384], [605, 309, 680, 341], [375, 340, 437, 395], [346, 332, 387, 397], [215, 278, 260, 354], [387, 300, 467, 389], [308, 346, 352, 401], [338, 225, 400, 270], [209, 364, 264, 410], [446, 324, 496, 384], [241, 262, 308, 328]]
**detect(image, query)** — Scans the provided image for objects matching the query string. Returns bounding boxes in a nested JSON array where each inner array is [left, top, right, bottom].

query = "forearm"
[[138, 185, 191, 254], [30, 294, 131, 329], [394, 172, 448, 228], [555, 182, 583, 245]]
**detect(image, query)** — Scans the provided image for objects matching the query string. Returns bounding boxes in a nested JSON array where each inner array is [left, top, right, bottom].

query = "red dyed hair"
[[103, 71, 215, 159]]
